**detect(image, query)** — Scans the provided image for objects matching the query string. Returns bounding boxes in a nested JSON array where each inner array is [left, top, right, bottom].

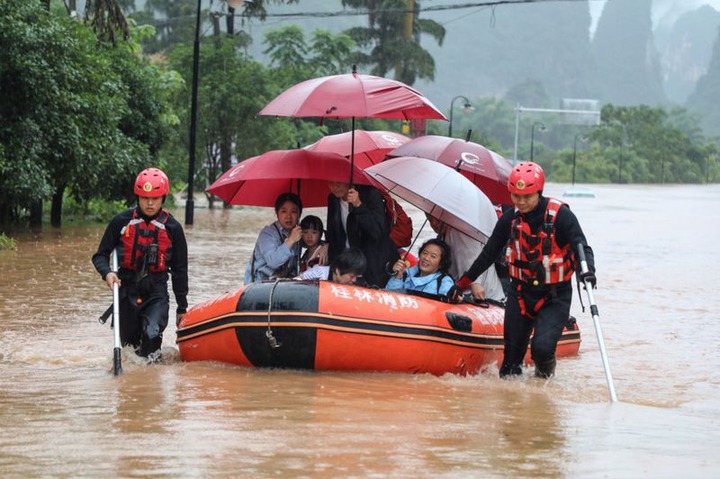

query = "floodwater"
[[0, 183, 718, 478]]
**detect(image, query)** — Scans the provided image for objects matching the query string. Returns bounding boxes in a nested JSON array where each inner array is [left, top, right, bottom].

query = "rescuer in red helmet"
[[92, 167, 189, 362], [449, 162, 596, 378]]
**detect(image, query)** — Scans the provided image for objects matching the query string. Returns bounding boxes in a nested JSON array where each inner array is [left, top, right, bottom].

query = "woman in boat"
[[386, 238, 454, 296], [296, 247, 366, 285], [324, 182, 399, 288], [299, 215, 326, 273], [450, 162, 596, 379], [244, 192, 303, 283], [425, 213, 505, 303]]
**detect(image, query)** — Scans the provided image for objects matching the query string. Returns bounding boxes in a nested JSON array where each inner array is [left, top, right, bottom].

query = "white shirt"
[[444, 227, 505, 302], [298, 265, 330, 281], [339, 200, 350, 248]]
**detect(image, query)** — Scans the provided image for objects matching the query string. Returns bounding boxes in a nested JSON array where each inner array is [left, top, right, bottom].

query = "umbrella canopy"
[[364, 157, 497, 243], [206, 149, 377, 208], [304, 130, 411, 168], [259, 71, 447, 120], [388, 135, 513, 205]]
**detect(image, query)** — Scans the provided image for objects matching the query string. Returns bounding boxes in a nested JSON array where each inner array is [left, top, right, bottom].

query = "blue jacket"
[[245, 221, 299, 283], [385, 266, 454, 296]]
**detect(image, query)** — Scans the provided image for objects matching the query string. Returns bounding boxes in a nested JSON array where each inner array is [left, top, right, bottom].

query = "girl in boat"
[[299, 215, 326, 273], [244, 192, 303, 283], [386, 238, 454, 296]]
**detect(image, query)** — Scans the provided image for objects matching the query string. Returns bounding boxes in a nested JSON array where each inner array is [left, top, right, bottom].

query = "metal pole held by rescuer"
[[111, 249, 123, 376], [577, 244, 617, 402]]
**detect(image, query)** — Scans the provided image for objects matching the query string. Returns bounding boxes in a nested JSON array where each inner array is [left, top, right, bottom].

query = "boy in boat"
[[92, 168, 188, 361], [385, 238, 454, 296], [450, 162, 596, 379], [296, 247, 366, 285]]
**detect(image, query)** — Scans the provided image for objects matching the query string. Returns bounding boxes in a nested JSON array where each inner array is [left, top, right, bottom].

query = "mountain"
[[655, 5, 720, 103], [203, 1, 718, 115]]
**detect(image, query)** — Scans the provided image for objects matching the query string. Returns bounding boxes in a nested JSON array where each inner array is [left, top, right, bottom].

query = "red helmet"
[[134, 168, 169, 198], [508, 162, 545, 194]]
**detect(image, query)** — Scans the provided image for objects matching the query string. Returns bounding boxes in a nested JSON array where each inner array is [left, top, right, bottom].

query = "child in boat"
[[299, 215, 327, 273], [296, 247, 366, 285], [386, 238, 454, 296]]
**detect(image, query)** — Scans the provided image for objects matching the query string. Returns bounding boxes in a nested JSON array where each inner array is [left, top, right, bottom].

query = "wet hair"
[[419, 238, 452, 274], [274, 192, 302, 216], [300, 215, 324, 234], [331, 247, 367, 277]]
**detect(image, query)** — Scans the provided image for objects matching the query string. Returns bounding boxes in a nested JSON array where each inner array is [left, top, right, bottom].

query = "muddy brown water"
[[0, 184, 718, 478]]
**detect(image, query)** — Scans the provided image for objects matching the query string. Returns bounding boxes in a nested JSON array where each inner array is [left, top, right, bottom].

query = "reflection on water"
[[0, 184, 719, 477]]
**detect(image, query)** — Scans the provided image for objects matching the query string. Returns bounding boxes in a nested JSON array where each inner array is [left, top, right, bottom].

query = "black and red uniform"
[[92, 206, 188, 358], [461, 196, 595, 377]]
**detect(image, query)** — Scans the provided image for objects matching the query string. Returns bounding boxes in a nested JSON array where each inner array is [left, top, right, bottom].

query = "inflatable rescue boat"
[[176, 280, 581, 376]]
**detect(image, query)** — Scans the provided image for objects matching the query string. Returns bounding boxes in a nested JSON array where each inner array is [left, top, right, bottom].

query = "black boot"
[[534, 357, 556, 378]]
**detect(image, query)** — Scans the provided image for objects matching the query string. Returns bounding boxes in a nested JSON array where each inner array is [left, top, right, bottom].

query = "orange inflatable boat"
[[176, 280, 581, 376]]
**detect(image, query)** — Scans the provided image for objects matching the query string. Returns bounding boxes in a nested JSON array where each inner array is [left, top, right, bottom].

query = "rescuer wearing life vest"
[[92, 168, 189, 361], [449, 162, 596, 378]]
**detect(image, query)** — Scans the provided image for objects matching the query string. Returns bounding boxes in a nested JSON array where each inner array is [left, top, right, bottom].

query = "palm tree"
[[342, 0, 444, 86]]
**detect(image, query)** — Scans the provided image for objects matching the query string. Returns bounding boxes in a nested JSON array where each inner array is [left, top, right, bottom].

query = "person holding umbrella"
[[425, 213, 505, 303], [449, 162, 597, 379], [386, 238, 454, 296], [92, 167, 188, 362], [324, 182, 399, 288], [245, 192, 304, 283]]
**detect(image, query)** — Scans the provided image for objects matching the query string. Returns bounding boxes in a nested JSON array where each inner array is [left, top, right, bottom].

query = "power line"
[[222, 0, 603, 20]]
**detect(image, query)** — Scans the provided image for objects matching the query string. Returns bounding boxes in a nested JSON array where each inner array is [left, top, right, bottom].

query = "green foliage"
[[0, 233, 17, 251], [0, 2, 183, 226], [61, 194, 130, 223], [341, 0, 444, 85], [165, 37, 298, 199]]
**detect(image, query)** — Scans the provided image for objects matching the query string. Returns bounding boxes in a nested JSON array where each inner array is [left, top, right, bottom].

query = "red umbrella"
[[304, 130, 411, 168], [259, 71, 446, 121], [206, 149, 378, 208], [259, 68, 446, 183], [387, 135, 513, 205]]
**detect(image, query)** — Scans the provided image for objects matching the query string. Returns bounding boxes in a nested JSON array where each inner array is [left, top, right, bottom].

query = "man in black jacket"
[[325, 182, 399, 288], [92, 168, 188, 361]]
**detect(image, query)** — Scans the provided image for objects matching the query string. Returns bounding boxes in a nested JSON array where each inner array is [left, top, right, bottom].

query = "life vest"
[[505, 198, 574, 286], [120, 208, 172, 273]]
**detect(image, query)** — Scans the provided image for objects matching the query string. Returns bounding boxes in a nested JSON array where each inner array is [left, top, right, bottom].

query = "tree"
[[84, 0, 130, 45], [167, 37, 297, 208], [135, 0, 299, 53], [341, 0, 444, 85], [0, 2, 176, 227]]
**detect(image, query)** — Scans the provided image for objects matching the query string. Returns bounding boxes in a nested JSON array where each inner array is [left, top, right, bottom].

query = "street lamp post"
[[448, 95, 471, 138], [530, 122, 546, 162], [611, 120, 629, 184], [185, 0, 245, 225], [572, 133, 586, 185]]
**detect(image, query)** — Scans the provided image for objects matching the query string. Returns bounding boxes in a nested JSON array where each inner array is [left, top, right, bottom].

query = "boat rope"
[[265, 279, 282, 348]]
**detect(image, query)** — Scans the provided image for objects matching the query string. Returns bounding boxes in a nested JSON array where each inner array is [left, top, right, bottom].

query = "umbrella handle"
[[402, 217, 429, 263]]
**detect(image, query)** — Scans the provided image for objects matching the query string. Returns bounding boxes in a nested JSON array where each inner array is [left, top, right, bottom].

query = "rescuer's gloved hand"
[[448, 275, 473, 302], [580, 270, 597, 289]]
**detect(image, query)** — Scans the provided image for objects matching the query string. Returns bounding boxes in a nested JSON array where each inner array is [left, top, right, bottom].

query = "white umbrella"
[[364, 156, 497, 242]]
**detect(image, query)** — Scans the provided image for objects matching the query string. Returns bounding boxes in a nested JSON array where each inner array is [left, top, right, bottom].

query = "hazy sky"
[[591, 0, 720, 30]]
